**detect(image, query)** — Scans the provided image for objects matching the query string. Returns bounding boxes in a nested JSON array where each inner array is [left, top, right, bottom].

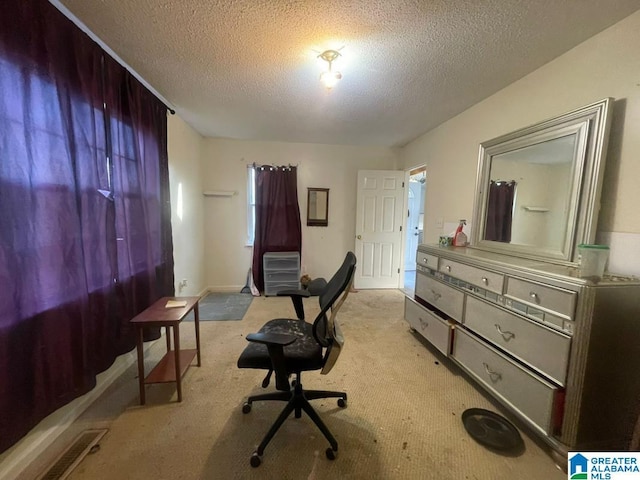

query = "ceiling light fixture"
[[318, 49, 342, 90]]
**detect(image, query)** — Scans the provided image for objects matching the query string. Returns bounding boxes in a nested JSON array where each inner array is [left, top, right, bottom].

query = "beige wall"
[[200, 139, 398, 289], [401, 10, 640, 275], [167, 114, 206, 295]]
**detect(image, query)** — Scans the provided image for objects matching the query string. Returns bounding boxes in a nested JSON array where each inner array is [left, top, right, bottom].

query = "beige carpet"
[[24, 290, 566, 480]]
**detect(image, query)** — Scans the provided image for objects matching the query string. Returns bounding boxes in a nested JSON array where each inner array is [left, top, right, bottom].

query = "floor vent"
[[38, 429, 108, 480]]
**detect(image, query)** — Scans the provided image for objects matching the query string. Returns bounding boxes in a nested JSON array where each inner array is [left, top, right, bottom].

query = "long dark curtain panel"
[[485, 180, 516, 243], [252, 166, 302, 292], [104, 56, 174, 351], [0, 0, 173, 453]]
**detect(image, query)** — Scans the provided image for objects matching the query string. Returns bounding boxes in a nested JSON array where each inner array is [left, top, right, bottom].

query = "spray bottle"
[[453, 220, 467, 247]]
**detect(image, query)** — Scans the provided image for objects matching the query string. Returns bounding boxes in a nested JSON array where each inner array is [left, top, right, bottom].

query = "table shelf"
[[145, 349, 197, 384]]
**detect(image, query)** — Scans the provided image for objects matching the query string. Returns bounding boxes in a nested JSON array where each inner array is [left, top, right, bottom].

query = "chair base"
[[242, 372, 347, 467]]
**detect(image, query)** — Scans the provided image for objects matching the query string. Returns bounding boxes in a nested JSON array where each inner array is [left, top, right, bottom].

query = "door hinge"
[[398, 268, 400, 274], [399, 226, 403, 232], [402, 181, 405, 188]]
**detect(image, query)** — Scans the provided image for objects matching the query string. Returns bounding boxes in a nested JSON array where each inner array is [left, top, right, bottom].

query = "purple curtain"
[[252, 166, 302, 292], [485, 180, 516, 243], [104, 56, 174, 350], [0, 0, 173, 453]]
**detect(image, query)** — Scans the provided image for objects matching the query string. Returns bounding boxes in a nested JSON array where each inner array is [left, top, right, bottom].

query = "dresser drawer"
[[438, 259, 504, 294], [263, 252, 299, 271], [416, 253, 438, 270], [264, 280, 300, 296], [506, 277, 576, 320], [416, 273, 464, 320], [452, 327, 558, 434], [465, 296, 570, 385], [404, 297, 452, 356], [264, 270, 300, 282]]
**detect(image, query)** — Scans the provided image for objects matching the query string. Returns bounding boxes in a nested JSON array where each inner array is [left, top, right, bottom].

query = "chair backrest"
[[311, 252, 357, 374]]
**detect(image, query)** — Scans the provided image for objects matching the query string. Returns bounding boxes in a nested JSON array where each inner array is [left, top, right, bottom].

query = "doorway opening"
[[404, 166, 426, 293]]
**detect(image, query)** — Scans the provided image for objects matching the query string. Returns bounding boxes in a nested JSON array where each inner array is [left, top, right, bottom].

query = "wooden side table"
[[130, 296, 201, 405]]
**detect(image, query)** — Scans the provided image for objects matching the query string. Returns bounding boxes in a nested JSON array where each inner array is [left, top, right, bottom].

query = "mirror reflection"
[[307, 188, 329, 226], [486, 134, 577, 251]]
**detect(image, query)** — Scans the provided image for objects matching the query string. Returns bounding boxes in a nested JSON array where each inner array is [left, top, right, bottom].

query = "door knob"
[[357, 235, 362, 240]]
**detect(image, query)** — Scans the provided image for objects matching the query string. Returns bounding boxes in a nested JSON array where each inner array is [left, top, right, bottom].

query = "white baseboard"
[[0, 340, 158, 480]]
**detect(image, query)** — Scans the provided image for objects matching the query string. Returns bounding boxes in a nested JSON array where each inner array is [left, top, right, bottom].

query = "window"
[[247, 165, 256, 245], [0, 52, 164, 311], [0, 57, 112, 314]]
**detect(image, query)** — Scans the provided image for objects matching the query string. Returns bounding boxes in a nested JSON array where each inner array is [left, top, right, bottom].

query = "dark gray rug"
[[185, 292, 253, 321]]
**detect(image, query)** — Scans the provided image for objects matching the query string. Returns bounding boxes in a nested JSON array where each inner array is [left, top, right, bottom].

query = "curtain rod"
[[249, 162, 299, 170], [49, 0, 176, 115]]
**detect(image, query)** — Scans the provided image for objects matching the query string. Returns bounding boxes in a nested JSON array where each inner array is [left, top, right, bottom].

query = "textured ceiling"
[[56, 0, 640, 147]]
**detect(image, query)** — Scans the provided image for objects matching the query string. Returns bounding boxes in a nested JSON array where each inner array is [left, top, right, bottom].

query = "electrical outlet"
[[182, 279, 188, 287], [436, 217, 444, 228]]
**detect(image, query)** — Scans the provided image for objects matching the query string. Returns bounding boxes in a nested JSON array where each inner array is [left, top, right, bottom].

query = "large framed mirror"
[[307, 188, 329, 226], [471, 98, 612, 265]]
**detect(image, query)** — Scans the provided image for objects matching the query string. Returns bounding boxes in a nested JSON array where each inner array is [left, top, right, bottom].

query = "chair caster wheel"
[[250, 452, 261, 467], [337, 398, 347, 408], [326, 448, 337, 460], [242, 403, 252, 414]]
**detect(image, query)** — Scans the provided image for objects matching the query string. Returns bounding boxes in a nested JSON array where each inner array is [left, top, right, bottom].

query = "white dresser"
[[405, 243, 640, 452], [263, 251, 300, 296]]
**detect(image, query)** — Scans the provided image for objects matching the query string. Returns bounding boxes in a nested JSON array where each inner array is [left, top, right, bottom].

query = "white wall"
[[168, 114, 207, 295], [200, 139, 398, 289], [401, 10, 640, 275]]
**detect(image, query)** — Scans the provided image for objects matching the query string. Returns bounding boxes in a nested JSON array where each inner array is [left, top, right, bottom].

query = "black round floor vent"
[[462, 408, 525, 455]]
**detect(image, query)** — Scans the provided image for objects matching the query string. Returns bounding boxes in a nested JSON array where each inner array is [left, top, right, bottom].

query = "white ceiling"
[[56, 0, 640, 147]]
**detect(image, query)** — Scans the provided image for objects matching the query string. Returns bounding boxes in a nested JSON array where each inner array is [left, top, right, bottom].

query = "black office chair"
[[237, 252, 357, 467]]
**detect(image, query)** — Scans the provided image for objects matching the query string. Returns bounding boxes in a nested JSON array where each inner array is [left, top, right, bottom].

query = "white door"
[[354, 170, 405, 289]]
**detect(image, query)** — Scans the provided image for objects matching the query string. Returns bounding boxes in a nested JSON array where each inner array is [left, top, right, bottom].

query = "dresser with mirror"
[[406, 98, 640, 454]]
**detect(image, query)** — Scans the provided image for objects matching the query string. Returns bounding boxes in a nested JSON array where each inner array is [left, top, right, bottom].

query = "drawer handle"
[[481, 277, 488, 285], [483, 362, 502, 383], [423, 257, 428, 264], [429, 289, 442, 301], [529, 291, 539, 301], [494, 324, 515, 341], [445, 265, 451, 272], [419, 318, 429, 330]]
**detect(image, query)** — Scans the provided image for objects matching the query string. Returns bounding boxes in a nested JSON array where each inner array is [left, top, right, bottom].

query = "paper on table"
[[165, 300, 187, 308]]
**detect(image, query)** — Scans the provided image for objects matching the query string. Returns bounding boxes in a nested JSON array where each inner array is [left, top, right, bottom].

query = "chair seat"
[[237, 318, 323, 372]]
